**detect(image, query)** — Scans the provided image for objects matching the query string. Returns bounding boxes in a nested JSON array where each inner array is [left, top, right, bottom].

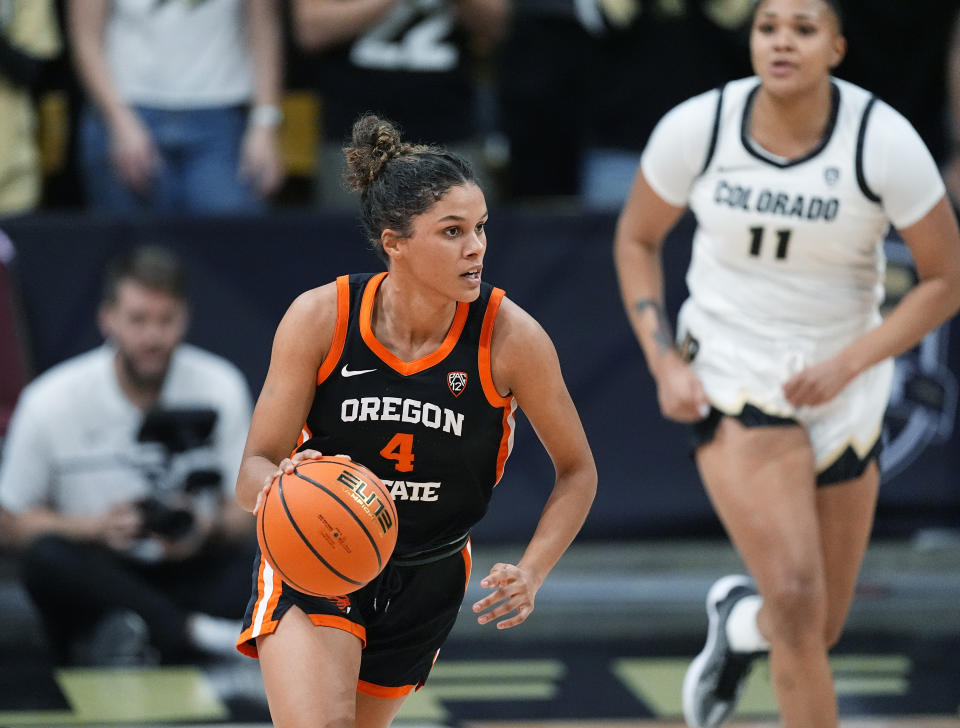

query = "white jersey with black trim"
[[641, 76, 945, 346]]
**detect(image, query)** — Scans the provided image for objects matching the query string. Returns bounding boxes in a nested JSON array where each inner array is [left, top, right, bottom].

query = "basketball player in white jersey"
[[614, 0, 960, 726]]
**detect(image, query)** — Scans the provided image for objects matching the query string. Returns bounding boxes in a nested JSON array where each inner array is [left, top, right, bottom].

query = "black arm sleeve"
[[0, 33, 47, 91]]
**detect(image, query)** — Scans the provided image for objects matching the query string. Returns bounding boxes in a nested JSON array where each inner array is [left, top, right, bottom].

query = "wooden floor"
[[2, 649, 957, 727], [3, 539, 959, 727]]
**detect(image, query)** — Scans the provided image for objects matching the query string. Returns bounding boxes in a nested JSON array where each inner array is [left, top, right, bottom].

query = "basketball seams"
[[258, 458, 398, 597], [258, 476, 332, 596], [294, 469, 384, 569], [277, 474, 368, 589]]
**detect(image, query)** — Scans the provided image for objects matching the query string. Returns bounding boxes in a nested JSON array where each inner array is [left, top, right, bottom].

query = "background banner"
[[2, 210, 956, 542]]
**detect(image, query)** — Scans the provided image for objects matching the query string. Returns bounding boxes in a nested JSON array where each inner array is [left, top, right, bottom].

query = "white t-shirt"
[[0, 343, 252, 518], [105, 0, 254, 108], [641, 76, 945, 345]]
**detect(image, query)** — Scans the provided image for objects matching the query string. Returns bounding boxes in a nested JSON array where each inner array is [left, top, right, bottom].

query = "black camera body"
[[135, 407, 221, 540], [135, 496, 195, 540]]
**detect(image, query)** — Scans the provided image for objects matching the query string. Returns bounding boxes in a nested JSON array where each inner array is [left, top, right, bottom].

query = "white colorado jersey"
[[641, 76, 945, 346]]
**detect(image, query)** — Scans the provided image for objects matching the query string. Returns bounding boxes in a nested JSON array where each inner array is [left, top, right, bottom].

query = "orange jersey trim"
[[293, 424, 313, 456], [293, 276, 348, 458], [316, 274, 351, 385], [308, 614, 367, 647], [236, 615, 366, 659], [235, 630, 259, 658], [236, 556, 285, 658], [461, 539, 473, 595], [478, 287, 511, 407], [357, 679, 417, 699], [359, 272, 470, 376], [478, 288, 516, 484]]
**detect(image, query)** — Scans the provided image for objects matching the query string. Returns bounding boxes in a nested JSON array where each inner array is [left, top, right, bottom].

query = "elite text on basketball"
[[336, 469, 394, 535]]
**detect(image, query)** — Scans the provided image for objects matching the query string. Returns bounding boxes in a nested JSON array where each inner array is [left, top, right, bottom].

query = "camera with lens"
[[135, 407, 222, 540]]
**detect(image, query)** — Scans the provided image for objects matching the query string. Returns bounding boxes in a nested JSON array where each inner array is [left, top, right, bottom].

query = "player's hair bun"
[[345, 114, 411, 192]]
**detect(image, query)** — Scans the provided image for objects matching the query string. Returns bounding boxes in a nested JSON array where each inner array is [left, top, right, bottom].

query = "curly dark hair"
[[343, 114, 478, 264]]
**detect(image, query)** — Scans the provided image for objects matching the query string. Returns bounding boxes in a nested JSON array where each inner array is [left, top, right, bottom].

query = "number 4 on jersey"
[[381, 433, 414, 472]]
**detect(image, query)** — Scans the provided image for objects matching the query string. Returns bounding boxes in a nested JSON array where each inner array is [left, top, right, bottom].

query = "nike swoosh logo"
[[341, 364, 377, 377]]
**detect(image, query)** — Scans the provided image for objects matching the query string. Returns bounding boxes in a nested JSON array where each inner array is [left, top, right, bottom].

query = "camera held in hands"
[[135, 408, 222, 540]]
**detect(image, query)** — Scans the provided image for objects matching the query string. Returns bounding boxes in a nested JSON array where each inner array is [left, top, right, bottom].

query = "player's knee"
[[322, 690, 357, 728], [762, 572, 827, 648], [266, 680, 355, 728], [275, 710, 353, 728], [323, 718, 353, 728]]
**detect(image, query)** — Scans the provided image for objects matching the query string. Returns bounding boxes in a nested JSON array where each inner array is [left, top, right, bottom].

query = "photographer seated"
[[0, 245, 255, 665]]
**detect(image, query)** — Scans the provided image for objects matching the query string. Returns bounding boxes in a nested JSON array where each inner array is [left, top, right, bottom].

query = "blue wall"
[[2, 210, 957, 542]]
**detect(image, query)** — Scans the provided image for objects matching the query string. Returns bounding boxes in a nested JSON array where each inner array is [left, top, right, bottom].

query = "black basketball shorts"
[[237, 538, 472, 697]]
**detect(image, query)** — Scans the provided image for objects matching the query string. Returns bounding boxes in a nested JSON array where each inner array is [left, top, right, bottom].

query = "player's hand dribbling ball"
[[256, 456, 398, 596]]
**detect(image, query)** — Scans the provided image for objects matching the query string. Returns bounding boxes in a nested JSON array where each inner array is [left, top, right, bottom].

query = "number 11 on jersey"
[[749, 226, 792, 260]]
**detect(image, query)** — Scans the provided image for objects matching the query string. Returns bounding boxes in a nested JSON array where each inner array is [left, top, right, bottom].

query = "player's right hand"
[[253, 449, 328, 516], [655, 355, 711, 423]]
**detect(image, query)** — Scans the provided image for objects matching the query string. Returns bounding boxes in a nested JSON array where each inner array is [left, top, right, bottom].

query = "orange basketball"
[[256, 456, 398, 597]]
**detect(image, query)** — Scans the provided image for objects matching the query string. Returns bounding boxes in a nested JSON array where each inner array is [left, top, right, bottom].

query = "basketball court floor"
[[1, 540, 958, 727]]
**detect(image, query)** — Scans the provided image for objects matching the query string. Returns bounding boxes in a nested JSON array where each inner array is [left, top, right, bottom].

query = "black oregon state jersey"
[[297, 273, 517, 557]]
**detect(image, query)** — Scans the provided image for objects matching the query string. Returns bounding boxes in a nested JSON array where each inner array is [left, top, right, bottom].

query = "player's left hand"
[[783, 356, 856, 407], [276, 448, 326, 475], [472, 562, 542, 630]]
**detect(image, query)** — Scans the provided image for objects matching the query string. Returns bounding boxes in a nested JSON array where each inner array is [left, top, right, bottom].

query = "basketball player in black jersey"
[[234, 114, 597, 727]]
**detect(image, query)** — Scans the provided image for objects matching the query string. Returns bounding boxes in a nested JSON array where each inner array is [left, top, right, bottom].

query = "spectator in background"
[[0, 0, 61, 216], [494, 0, 591, 203], [67, 0, 284, 215], [290, 0, 509, 209], [578, 0, 753, 208], [0, 245, 256, 665], [834, 0, 958, 171], [496, 0, 752, 208]]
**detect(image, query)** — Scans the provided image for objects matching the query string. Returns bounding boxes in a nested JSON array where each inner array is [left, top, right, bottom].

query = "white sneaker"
[[682, 575, 762, 727]]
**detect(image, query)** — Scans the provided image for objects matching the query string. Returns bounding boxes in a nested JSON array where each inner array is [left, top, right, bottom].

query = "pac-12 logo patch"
[[824, 166, 840, 185], [447, 371, 468, 397]]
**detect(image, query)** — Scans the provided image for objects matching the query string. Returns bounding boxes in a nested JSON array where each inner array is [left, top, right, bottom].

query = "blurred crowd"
[[1, 0, 959, 220]]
